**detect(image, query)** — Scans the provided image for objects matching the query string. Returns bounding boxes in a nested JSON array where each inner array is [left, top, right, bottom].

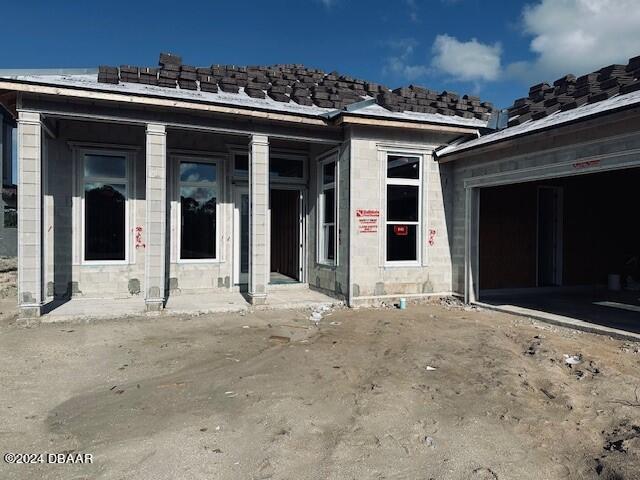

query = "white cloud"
[[431, 34, 502, 82], [383, 39, 430, 80], [508, 0, 640, 83]]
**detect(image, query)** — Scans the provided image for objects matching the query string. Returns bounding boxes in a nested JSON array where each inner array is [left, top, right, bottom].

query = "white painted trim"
[[464, 187, 480, 303], [269, 183, 307, 283], [77, 147, 133, 266], [168, 147, 228, 158], [67, 141, 141, 152], [317, 153, 338, 266], [376, 143, 438, 153], [174, 154, 223, 264], [381, 150, 423, 266], [233, 184, 249, 285]]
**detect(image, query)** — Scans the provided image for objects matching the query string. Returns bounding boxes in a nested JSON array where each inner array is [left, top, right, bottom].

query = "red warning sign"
[[356, 209, 380, 218], [393, 225, 408, 236]]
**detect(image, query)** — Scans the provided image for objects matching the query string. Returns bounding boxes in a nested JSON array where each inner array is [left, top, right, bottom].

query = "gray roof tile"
[[97, 53, 495, 119]]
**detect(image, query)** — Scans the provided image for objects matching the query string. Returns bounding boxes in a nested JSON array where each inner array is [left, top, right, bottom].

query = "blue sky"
[[2, 0, 640, 109]]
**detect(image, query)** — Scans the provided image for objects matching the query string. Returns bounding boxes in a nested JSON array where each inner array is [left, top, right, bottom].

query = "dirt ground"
[[0, 257, 17, 300], [0, 296, 639, 480]]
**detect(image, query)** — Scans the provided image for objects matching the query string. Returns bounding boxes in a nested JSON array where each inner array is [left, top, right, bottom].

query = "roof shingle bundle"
[[97, 53, 493, 120], [507, 56, 640, 126]]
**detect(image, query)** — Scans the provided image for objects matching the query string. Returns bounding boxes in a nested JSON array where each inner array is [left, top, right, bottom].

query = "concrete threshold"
[[475, 301, 640, 342]]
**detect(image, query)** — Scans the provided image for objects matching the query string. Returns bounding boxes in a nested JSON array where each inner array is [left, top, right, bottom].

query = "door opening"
[[270, 188, 302, 284]]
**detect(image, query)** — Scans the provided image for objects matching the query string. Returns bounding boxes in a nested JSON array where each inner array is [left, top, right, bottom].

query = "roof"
[[23, 52, 488, 129], [438, 55, 640, 157]]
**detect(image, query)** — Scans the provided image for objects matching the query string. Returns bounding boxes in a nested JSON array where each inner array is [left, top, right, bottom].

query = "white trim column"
[[17, 111, 43, 317], [248, 134, 269, 305], [144, 124, 167, 311], [464, 186, 480, 304]]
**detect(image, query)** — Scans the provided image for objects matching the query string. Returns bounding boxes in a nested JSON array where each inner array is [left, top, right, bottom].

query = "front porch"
[[16, 96, 345, 318]]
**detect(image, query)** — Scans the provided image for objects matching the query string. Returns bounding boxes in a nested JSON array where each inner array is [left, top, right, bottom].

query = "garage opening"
[[479, 167, 640, 333]]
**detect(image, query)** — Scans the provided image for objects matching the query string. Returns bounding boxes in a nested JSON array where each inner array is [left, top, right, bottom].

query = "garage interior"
[[479, 167, 640, 333]]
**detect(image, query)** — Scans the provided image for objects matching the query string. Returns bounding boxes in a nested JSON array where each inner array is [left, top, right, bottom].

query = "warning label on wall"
[[356, 209, 379, 233]]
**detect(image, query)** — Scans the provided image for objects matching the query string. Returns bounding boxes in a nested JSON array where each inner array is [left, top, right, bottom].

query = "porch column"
[[248, 134, 269, 305], [144, 123, 167, 311], [17, 111, 43, 317]]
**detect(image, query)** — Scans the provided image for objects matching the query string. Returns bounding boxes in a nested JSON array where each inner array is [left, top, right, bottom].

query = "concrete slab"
[[41, 297, 146, 322], [478, 288, 640, 341], [38, 288, 340, 322]]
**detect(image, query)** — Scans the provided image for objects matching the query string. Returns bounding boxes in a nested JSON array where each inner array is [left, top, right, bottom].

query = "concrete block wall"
[[449, 125, 640, 294], [17, 111, 43, 313], [347, 126, 455, 301], [144, 124, 167, 309], [248, 135, 269, 304]]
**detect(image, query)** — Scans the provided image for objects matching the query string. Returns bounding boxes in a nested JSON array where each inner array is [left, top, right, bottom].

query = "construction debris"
[[564, 354, 583, 365]]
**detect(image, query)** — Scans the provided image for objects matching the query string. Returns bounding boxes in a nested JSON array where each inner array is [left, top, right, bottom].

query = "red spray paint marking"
[[135, 226, 146, 249], [428, 228, 437, 246], [573, 159, 600, 169]]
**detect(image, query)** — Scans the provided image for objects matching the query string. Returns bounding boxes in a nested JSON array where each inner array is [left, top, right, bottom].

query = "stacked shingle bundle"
[[507, 55, 640, 126], [622, 55, 640, 94], [98, 66, 119, 84], [139, 67, 158, 86], [158, 52, 181, 88], [178, 65, 197, 91], [119, 65, 139, 83], [96, 52, 494, 120], [377, 86, 493, 120]]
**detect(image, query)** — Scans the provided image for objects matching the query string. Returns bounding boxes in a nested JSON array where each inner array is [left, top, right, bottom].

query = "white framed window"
[[177, 157, 219, 262], [231, 148, 307, 184], [81, 151, 130, 264], [318, 154, 338, 265], [385, 153, 422, 265]]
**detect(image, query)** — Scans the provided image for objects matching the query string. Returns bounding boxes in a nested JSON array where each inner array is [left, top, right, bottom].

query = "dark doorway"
[[270, 189, 301, 283]]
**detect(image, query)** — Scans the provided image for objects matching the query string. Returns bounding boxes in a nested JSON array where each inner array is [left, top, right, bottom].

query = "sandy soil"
[[0, 299, 639, 480], [0, 257, 16, 300]]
